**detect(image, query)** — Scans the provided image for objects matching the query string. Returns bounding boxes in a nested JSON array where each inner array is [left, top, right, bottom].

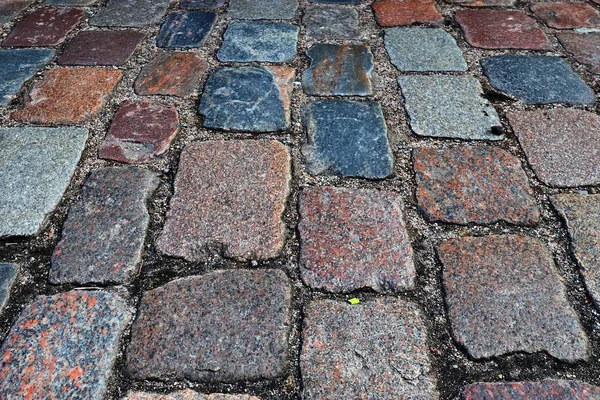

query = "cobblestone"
[[45, 0, 97, 5], [228, 0, 298, 20], [58, 30, 146, 66], [90, 0, 169, 27], [0, 263, 17, 312], [0, 48, 54, 105], [303, 5, 360, 40], [372, 0, 443, 26], [531, 2, 600, 30], [157, 11, 216, 49], [180, 0, 225, 9], [463, 380, 600, 399], [557, 32, 600, 75], [0, 0, 35, 23], [446, 0, 514, 5]]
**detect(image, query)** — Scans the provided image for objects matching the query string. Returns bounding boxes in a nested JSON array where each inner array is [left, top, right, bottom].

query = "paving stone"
[[531, 2, 600, 29], [456, 9, 550, 49], [12, 67, 122, 124], [463, 380, 600, 399], [2, 7, 84, 47], [125, 391, 260, 400], [303, 44, 373, 96], [199, 66, 294, 132], [552, 194, 600, 311], [303, 6, 360, 40], [557, 32, 600, 74], [446, 0, 515, 5], [218, 21, 299, 63], [0, 290, 132, 399], [99, 100, 179, 163], [384, 27, 467, 72], [439, 235, 590, 362], [0, 48, 54, 105], [90, 0, 169, 27], [180, 0, 225, 8], [156, 11, 216, 48], [0, 127, 88, 237], [0, 0, 35, 24], [45, 0, 98, 5], [135, 51, 206, 97], [50, 166, 159, 285], [157, 140, 291, 261], [299, 186, 414, 293], [303, 100, 393, 179], [481, 55, 595, 105], [311, 0, 361, 3], [58, 30, 145, 66], [0, 263, 17, 311], [398, 75, 501, 140], [373, 0, 443, 26], [508, 109, 600, 187], [228, 0, 298, 19], [414, 146, 540, 225], [127, 269, 292, 381], [301, 299, 437, 399]]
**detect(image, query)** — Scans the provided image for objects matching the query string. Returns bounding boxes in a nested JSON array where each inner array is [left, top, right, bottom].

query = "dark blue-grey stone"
[[303, 6, 360, 40], [90, 0, 170, 27], [0, 263, 17, 312], [481, 55, 595, 105], [0, 49, 54, 106], [304, 100, 394, 179], [45, 0, 98, 5], [199, 66, 292, 132], [218, 21, 299, 63], [156, 11, 216, 48], [228, 0, 298, 20], [180, 0, 225, 9]]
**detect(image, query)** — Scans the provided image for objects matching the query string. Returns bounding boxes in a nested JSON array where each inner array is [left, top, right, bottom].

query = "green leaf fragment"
[[348, 297, 360, 305]]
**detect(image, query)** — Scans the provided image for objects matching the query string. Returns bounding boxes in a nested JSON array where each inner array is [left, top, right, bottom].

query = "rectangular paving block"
[[373, 0, 443, 26], [557, 32, 600, 75], [0, 48, 54, 105], [156, 11, 216, 48], [58, 30, 146, 66], [531, 2, 600, 29], [90, 0, 170, 27], [303, 6, 360, 40], [228, 0, 298, 19], [0, 127, 88, 237]]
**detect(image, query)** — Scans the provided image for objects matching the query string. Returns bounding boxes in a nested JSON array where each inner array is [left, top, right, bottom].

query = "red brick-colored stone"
[[99, 100, 179, 163], [414, 146, 540, 225], [557, 32, 600, 74], [58, 30, 146, 66], [2, 7, 84, 47], [463, 380, 600, 399], [299, 186, 415, 293], [456, 9, 550, 50], [12, 67, 122, 125], [446, 0, 514, 5], [125, 392, 260, 400], [372, 0, 443, 27], [135, 51, 207, 97], [531, 2, 600, 29]]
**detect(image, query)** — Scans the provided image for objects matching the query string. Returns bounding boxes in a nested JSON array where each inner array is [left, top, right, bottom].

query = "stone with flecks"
[[13, 67, 122, 125], [0, 290, 132, 399], [228, 0, 298, 20], [414, 146, 540, 225], [90, 0, 169, 27], [557, 32, 600, 74], [508, 109, 600, 187], [372, 0, 443, 26], [50, 167, 159, 285], [456, 9, 550, 50], [127, 270, 292, 381], [398, 75, 501, 140], [303, 6, 360, 40], [156, 11, 216, 48], [303, 100, 394, 179], [0, 0, 36, 24], [0, 263, 17, 312], [446, 0, 514, 5], [58, 30, 145, 66], [135, 51, 207, 97], [303, 44, 373, 96], [439, 235, 590, 362], [157, 140, 290, 261], [463, 380, 600, 399], [301, 299, 437, 399], [45, 0, 97, 5], [531, 2, 600, 29], [0, 48, 54, 105], [311, 0, 361, 3], [180, 0, 225, 8], [124, 391, 260, 400], [99, 100, 179, 163], [199, 66, 294, 132]]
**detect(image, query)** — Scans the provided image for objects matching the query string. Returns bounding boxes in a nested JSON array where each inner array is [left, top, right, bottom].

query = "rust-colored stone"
[[135, 51, 207, 97], [446, 0, 514, 6], [372, 0, 443, 27], [2, 7, 84, 47], [531, 2, 600, 29], [558, 32, 600, 74]]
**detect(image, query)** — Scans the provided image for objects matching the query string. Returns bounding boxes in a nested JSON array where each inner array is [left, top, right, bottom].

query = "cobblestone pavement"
[[0, 0, 599, 398]]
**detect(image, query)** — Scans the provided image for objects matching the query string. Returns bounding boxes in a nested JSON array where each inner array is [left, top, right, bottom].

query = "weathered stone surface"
[[156, 11, 216, 48], [456, 9, 550, 49], [446, 0, 514, 5], [299, 187, 414, 293], [463, 380, 600, 399], [398, 75, 501, 140], [481, 55, 595, 105], [439, 235, 589, 362], [552, 195, 600, 311], [13, 67, 122, 124], [127, 270, 292, 381], [0, 48, 54, 105], [0, 290, 132, 399], [99, 100, 179, 163], [90, 0, 169, 27], [303, 44, 373, 96], [157, 140, 290, 261], [218, 21, 299, 63], [135, 51, 207, 97], [373, 0, 443, 26], [199, 66, 293, 132], [385, 27, 467, 72], [45, 0, 97, 5], [531, 2, 600, 29], [558, 32, 600, 74], [301, 299, 437, 399], [228, 0, 298, 19], [414, 147, 540, 225], [50, 167, 159, 285], [125, 391, 260, 400], [180, 0, 225, 8], [508, 109, 600, 187], [303, 6, 360, 40], [58, 30, 145, 66], [0, 0, 35, 23], [2, 7, 84, 47], [0, 127, 88, 237], [304, 100, 393, 179], [0, 263, 17, 312], [311, 0, 361, 3]]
